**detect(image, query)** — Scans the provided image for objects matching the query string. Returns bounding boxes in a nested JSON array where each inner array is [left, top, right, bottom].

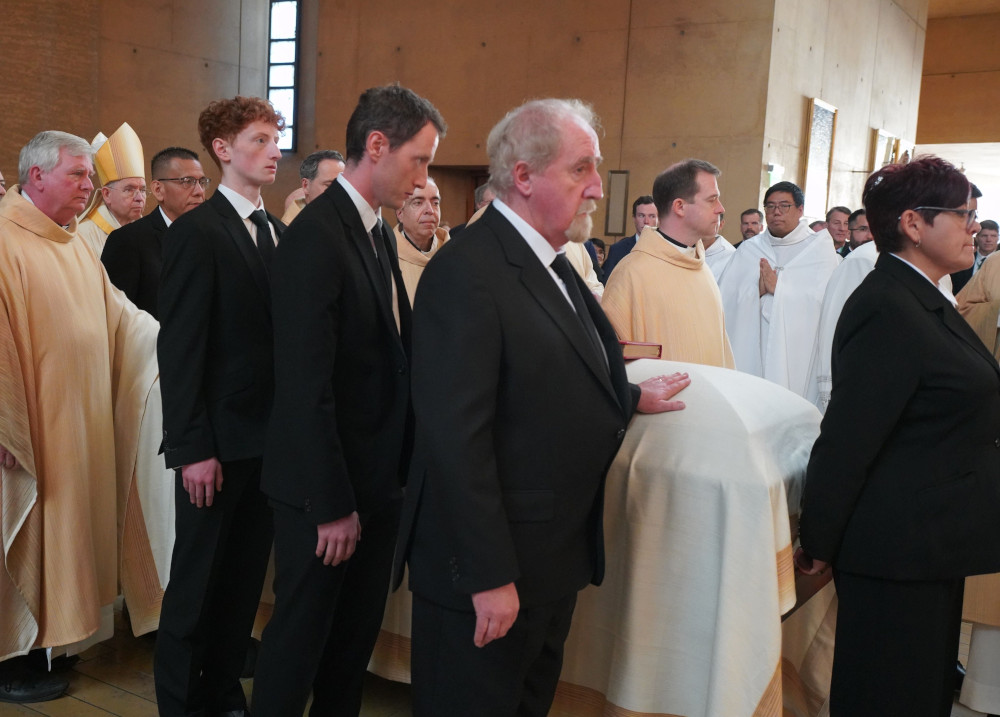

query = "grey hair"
[[299, 149, 345, 180], [474, 182, 493, 206], [487, 99, 600, 199], [19, 131, 93, 185]]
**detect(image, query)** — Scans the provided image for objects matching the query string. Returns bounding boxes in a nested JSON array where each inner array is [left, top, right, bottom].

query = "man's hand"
[[793, 547, 829, 576], [0, 444, 18, 470], [471, 582, 519, 648], [316, 511, 361, 566], [181, 457, 224, 508], [759, 259, 778, 296], [636, 372, 690, 414]]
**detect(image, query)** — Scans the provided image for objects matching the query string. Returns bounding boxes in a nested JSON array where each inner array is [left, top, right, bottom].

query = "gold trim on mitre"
[[79, 132, 109, 222], [94, 123, 145, 185]]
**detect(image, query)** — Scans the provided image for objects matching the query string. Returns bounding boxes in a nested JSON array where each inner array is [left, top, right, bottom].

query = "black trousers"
[[410, 591, 578, 717], [830, 570, 965, 717], [251, 498, 402, 717], [153, 457, 273, 717]]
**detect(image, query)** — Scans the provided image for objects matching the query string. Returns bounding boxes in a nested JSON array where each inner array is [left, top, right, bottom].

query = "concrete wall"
[[763, 0, 927, 217]]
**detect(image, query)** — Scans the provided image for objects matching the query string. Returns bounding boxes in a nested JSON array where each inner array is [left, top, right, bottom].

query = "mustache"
[[577, 199, 597, 216]]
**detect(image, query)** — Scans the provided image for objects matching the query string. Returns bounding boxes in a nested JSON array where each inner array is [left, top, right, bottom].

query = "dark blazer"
[[951, 265, 973, 294], [800, 253, 1000, 580], [584, 239, 606, 284], [102, 207, 167, 318], [601, 233, 637, 278], [395, 205, 640, 611], [261, 180, 413, 523], [157, 190, 284, 468]]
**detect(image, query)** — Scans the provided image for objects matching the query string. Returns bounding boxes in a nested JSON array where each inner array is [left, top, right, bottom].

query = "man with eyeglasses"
[[78, 122, 147, 257], [102, 147, 208, 319], [838, 208, 872, 257], [952, 218, 997, 294], [718, 181, 839, 398]]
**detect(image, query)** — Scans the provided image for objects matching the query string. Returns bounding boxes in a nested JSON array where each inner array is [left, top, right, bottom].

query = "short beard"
[[565, 200, 597, 244]]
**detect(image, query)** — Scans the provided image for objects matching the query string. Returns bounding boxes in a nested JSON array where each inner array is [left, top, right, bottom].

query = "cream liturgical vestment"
[[603, 227, 735, 368], [0, 187, 157, 660], [719, 221, 839, 398], [77, 203, 121, 258], [806, 240, 879, 412], [958, 253, 1000, 360], [393, 224, 449, 306]]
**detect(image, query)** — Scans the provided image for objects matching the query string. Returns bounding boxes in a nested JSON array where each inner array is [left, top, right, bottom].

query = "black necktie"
[[550, 253, 607, 371], [249, 209, 275, 269], [371, 220, 392, 292]]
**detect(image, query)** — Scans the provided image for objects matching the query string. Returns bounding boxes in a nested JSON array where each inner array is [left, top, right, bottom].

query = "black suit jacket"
[[951, 265, 973, 294], [800, 253, 1000, 579], [157, 190, 284, 468], [395, 205, 640, 610], [601, 233, 637, 278], [102, 207, 167, 319], [261, 181, 413, 524]]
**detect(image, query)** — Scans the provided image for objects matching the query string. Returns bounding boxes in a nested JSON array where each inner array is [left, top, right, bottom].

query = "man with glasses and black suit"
[[102, 147, 209, 318]]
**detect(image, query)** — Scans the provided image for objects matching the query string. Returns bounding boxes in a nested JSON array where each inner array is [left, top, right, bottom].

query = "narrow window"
[[268, 0, 299, 151]]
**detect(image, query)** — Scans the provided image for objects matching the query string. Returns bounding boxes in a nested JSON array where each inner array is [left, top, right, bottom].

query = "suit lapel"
[[328, 184, 405, 354], [209, 191, 271, 306], [485, 208, 620, 408], [880, 254, 1000, 377]]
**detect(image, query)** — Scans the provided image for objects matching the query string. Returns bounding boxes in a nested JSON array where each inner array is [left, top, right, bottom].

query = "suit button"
[[304, 498, 312, 512], [616, 428, 626, 440], [995, 437, 1000, 449], [397, 367, 406, 375]]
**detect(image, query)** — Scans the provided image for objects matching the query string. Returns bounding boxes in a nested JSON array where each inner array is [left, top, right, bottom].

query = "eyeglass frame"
[[763, 201, 798, 214], [105, 183, 149, 198], [901, 206, 978, 230], [154, 177, 213, 189]]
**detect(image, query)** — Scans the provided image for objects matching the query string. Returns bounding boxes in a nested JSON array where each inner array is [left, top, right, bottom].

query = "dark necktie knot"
[[249, 209, 274, 269]]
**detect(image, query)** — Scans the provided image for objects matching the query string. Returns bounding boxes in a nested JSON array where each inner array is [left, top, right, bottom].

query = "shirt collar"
[[889, 252, 958, 307], [337, 174, 382, 233], [217, 183, 264, 219], [158, 205, 173, 228], [492, 198, 559, 268]]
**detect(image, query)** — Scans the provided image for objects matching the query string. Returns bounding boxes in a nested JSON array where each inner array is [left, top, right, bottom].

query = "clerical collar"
[[402, 228, 438, 255], [656, 228, 691, 250]]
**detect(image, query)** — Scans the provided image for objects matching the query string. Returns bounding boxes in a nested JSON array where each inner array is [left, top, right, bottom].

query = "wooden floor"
[[0, 614, 986, 716], [0, 611, 412, 717]]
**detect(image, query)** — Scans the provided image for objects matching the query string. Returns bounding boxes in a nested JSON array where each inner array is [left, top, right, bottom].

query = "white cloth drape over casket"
[[370, 359, 822, 717]]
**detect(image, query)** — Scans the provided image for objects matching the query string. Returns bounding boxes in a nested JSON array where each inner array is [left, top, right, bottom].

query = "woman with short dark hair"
[[796, 156, 1000, 716]]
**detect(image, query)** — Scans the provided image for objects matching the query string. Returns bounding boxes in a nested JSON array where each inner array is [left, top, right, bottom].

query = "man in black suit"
[[251, 85, 446, 717], [601, 194, 657, 278], [101, 147, 208, 318], [395, 98, 691, 717], [154, 97, 286, 717]]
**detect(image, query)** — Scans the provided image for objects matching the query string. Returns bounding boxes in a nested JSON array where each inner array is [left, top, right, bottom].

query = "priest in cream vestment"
[[718, 182, 839, 398], [393, 177, 450, 305], [603, 159, 734, 368], [77, 122, 147, 258], [0, 132, 157, 663]]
